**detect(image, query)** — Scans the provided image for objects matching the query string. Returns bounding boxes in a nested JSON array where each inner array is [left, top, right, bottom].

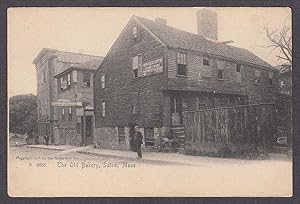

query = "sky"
[[8, 7, 291, 97]]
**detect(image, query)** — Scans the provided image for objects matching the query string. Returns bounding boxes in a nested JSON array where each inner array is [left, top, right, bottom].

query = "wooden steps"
[[171, 126, 186, 151]]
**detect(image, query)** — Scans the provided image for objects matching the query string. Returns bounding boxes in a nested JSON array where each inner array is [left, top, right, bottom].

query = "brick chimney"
[[196, 9, 218, 40], [155, 17, 167, 25]]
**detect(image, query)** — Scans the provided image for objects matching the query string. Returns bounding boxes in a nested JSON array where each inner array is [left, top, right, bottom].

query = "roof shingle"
[[135, 16, 273, 69]]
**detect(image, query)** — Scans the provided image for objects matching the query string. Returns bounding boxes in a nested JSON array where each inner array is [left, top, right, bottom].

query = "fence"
[[183, 103, 276, 154]]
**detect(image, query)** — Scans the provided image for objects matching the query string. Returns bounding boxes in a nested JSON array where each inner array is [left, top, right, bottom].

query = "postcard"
[[8, 7, 292, 197]]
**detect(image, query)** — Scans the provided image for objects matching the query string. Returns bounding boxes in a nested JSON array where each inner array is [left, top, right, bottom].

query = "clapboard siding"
[[166, 48, 279, 104]]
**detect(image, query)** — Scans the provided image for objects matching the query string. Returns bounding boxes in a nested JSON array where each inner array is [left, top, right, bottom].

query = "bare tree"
[[264, 25, 292, 66]]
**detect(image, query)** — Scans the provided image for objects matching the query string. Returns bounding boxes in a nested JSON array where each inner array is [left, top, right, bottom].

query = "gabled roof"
[[53, 59, 101, 78], [134, 16, 273, 69], [33, 48, 103, 65], [55, 51, 103, 64], [72, 59, 102, 70]]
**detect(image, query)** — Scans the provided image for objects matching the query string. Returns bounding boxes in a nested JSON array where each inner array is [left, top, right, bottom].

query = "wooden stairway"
[[171, 126, 186, 151]]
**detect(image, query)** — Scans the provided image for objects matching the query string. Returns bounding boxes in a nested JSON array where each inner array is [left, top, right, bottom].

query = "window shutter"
[[102, 102, 106, 117], [90, 74, 93, 87], [101, 75, 105, 88], [177, 52, 180, 64], [60, 78, 63, 89], [132, 56, 138, 69], [73, 70, 77, 83], [67, 73, 71, 85]]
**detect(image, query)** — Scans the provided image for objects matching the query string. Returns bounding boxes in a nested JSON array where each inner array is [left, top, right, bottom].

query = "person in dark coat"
[[133, 125, 143, 159]]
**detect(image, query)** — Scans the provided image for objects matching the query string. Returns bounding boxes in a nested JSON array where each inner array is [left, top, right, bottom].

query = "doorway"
[[171, 95, 183, 126], [84, 116, 93, 145]]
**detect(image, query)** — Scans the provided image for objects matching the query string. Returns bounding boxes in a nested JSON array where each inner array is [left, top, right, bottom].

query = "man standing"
[[133, 125, 143, 159]]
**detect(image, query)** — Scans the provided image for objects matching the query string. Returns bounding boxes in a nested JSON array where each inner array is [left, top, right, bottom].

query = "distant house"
[[33, 48, 103, 145], [276, 64, 292, 95], [275, 64, 292, 146], [93, 10, 279, 151]]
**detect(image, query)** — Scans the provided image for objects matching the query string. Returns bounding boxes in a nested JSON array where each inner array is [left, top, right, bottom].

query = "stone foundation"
[[94, 126, 170, 151]]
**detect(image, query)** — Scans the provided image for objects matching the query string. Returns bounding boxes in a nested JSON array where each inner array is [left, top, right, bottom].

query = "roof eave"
[[167, 45, 274, 70], [32, 48, 57, 64]]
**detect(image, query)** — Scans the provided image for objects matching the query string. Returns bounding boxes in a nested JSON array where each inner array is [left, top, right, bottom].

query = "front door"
[[85, 116, 93, 145], [171, 95, 183, 126]]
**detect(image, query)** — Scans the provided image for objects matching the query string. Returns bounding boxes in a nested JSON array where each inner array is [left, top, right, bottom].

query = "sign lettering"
[[142, 58, 163, 76]]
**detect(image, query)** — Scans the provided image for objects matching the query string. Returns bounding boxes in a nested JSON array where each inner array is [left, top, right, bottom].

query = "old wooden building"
[[93, 10, 279, 152], [33, 48, 103, 145]]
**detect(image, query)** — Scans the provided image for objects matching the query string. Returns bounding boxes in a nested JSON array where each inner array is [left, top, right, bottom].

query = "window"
[[131, 105, 136, 114], [133, 69, 138, 78], [60, 77, 64, 90], [177, 52, 187, 76], [255, 69, 261, 84], [83, 72, 91, 87], [61, 108, 65, 121], [269, 72, 274, 85], [42, 69, 47, 83], [132, 25, 140, 42], [68, 107, 72, 121], [138, 54, 142, 68], [101, 75, 105, 88], [196, 96, 207, 110], [201, 58, 213, 78], [76, 122, 81, 134], [60, 74, 71, 91], [118, 127, 125, 144], [217, 70, 224, 79], [132, 26, 137, 38], [102, 102, 106, 117], [132, 54, 142, 78], [236, 64, 242, 82], [203, 58, 210, 66], [216, 60, 225, 80]]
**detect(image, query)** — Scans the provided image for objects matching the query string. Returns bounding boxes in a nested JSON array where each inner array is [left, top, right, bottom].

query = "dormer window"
[[203, 58, 210, 66]]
